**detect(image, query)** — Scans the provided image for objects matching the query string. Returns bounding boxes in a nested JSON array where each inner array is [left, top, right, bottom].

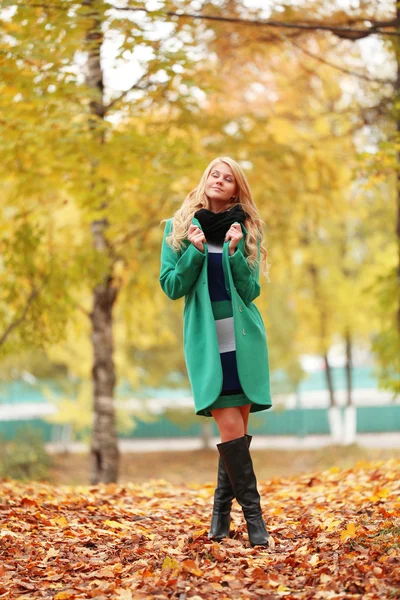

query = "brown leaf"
[[1, 460, 399, 600], [181, 559, 203, 577], [97, 567, 116, 578], [250, 567, 268, 581], [21, 497, 37, 507]]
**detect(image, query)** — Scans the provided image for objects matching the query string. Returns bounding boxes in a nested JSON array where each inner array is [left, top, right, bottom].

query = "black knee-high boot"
[[208, 434, 252, 540], [217, 435, 269, 547]]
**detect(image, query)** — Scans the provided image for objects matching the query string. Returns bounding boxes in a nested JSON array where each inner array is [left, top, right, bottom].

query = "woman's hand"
[[187, 224, 206, 252], [225, 223, 243, 256]]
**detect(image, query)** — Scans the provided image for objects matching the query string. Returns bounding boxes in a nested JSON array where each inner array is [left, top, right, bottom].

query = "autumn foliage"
[[1, 459, 399, 599]]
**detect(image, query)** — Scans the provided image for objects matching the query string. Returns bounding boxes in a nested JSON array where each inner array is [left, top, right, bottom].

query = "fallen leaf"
[[97, 567, 115, 578], [181, 559, 203, 577], [51, 516, 69, 528], [162, 556, 179, 570], [1, 460, 399, 600], [104, 519, 128, 529], [309, 554, 320, 566], [340, 522, 357, 542]]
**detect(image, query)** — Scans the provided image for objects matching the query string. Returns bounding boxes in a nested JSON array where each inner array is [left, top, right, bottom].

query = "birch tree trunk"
[[83, 0, 119, 484], [90, 268, 119, 484], [342, 329, 356, 444], [324, 349, 342, 443]]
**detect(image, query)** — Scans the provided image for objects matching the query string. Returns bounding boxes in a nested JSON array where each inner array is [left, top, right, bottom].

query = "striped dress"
[[207, 241, 251, 414]]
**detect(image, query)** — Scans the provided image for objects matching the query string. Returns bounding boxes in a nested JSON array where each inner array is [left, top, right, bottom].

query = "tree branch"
[[104, 72, 156, 114], [113, 7, 400, 39], [277, 37, 395, 85], [12, 4, 400, 38], [0, 286, 40, 348]]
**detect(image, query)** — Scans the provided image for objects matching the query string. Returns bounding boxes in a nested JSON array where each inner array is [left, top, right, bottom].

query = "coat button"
[[239, 305, 243, 312], [242, 328, 246, 335]]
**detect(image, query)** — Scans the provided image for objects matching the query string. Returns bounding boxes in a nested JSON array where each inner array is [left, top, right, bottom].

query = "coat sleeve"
[[159, 220, 205, 300], [228, 240, 261, 305]]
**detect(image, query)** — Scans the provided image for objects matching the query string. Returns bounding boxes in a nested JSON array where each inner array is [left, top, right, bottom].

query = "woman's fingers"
[[225, 224, 243, 241], [188, 225, 205, 251], [225, 224, 243, 255], [188, 225, 205, 245]]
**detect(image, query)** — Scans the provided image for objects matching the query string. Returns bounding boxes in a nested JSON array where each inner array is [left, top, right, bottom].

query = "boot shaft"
[[217, 436, 261, 510]]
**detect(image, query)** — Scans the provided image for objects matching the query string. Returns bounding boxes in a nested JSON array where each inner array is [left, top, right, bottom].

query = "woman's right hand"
[[187, 224, 206, 252]]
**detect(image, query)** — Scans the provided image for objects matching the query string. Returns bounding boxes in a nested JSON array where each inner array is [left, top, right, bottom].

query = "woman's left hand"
[[225, 223, 243, 256]]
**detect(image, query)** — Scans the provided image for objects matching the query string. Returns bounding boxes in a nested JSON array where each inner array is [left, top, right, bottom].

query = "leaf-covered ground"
[[1, 460, 399, 600]]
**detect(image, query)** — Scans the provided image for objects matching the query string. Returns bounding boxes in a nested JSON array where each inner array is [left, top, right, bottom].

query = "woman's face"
[[205, 162, 238, 208]]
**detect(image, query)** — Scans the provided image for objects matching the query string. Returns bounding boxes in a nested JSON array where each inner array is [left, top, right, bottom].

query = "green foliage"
[[0, 428, 52, 481]]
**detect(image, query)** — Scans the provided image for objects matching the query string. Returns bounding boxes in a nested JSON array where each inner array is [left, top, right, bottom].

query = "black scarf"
[[194, 204, 247, 244]]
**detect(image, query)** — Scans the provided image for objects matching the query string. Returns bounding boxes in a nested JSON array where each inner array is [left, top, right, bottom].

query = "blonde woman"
[[159, 157, 272, 547]]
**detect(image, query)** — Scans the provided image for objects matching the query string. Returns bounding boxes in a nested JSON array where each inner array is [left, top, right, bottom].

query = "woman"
[[159, 157, 272, 547]]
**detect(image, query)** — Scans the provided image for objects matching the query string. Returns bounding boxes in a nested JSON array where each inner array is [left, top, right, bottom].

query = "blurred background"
[[0, 0, 399, 485]]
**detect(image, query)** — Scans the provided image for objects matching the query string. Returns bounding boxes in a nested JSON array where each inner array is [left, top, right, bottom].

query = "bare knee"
[[222, 417, 243, 441], [211, 408, 245, 442]]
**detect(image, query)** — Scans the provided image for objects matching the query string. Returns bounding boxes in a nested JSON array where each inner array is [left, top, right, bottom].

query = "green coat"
[[159, 217, 272, 416]]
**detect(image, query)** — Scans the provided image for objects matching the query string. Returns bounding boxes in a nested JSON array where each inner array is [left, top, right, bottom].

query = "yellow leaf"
[[322, 517, 342, 531], [340, 522, 357, 542], [162, 556, 179, 570], [52, 516, 69, 528], [192, 528, 208, 539], [54, 593, 74, 600], [104, 520, 127, 529], [377, 488, 390, 499]]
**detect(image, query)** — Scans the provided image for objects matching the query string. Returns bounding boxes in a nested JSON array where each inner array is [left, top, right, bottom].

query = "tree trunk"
[[310, 261, 336, 407], [306, 244, 339, 438], [344, 328, 353, 407], [342, 328, 356, 444], [84, 0, 119, 483], [90, 274, 119, 484], [201, 420, 213, 450], [323, 351, 335, 408]]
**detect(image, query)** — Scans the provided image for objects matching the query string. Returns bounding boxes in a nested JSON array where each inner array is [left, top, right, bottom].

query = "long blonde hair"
[[167, 157, 269, 276]]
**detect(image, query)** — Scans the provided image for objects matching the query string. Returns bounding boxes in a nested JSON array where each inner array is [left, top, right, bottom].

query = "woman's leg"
[[212, 405, 269, 546], [211, 405, 251, 442], [239, 405, 251, 436], [217, 435, 270, 546], [208, 405, 252, 540]]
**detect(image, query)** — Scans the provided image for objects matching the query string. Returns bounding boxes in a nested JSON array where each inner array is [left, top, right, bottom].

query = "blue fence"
[[1, 406, 400, 443]]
